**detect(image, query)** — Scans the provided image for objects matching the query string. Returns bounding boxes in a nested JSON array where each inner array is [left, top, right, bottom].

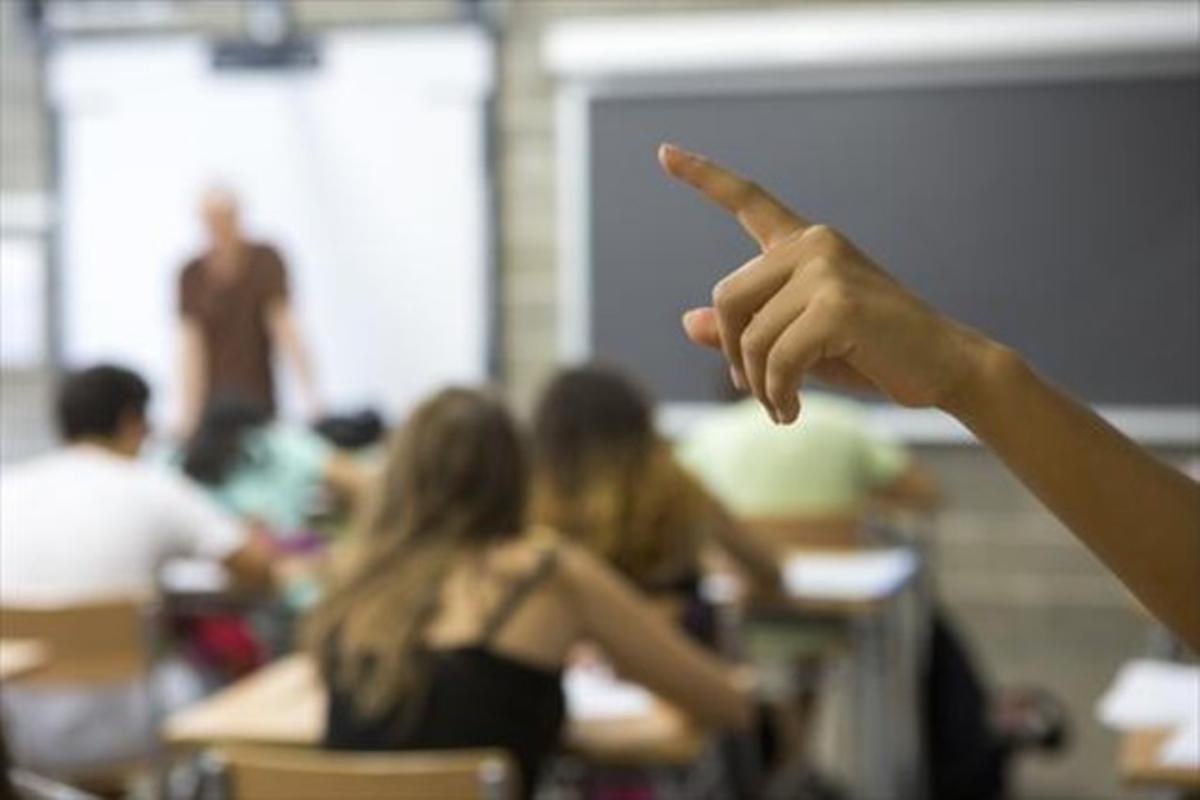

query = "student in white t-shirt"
[[0, 364, 273, 774]]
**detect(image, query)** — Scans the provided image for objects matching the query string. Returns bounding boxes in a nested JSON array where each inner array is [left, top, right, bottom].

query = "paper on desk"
[[1097, 659, 1200, 731], [564, 666, 653, 721], [160, 558, 230, 594], [1161, 714, 1200, 768], [782, 547, 917, 600]]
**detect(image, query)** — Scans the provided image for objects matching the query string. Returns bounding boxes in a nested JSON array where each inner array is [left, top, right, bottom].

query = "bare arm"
[[562, 544, 753, 729], [873, 463, 942, 514], [950, 345, 1200, 647], [178, 319, 207, 438], [267, 300, 321, 418], [709, 510, 782, 589], [322, 452, 370, 509], [660, 144, 1200, 651], [674, 456, 781, 586], [167, 479, 276, 593], [221, 526, 276, 592]]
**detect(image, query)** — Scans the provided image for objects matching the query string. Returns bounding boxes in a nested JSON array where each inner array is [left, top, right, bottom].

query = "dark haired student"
[[181, 394, 366, 541], [531, 364, 780, 648], [308, 389, 755, 798], [0, 365, 273, 775]]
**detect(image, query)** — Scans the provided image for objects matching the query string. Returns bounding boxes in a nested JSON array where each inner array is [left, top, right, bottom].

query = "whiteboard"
[[50, 27, 493, 424]]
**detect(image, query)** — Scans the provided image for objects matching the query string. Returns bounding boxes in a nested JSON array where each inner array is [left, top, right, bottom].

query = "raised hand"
[[659, 143, 1200, 652], [659, 143, 995, 424]]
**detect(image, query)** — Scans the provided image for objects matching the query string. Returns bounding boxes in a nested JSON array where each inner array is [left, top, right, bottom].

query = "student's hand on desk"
[[658, 143, 1002, 425], [730, 665, 761, 698], [568, 642, 606, 670]]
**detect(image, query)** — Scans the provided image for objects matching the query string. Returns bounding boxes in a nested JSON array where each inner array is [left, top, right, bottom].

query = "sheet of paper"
[[1096, 659, 1200, 730], [1161, 714, 1200, 768], [159, 558, 230, 594], [782, 547, 918, 600], [564, 666, 653, 721]]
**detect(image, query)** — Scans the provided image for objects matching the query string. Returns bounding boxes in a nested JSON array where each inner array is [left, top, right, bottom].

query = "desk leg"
[[854, 610, 894, 800], [893, 581, 928, 800], [854, 591, 928, 800]]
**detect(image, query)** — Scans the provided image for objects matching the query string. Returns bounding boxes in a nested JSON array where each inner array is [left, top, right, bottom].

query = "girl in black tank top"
[[307, 390, 572, 799], [308, 389, 756, 800], [323, 549, 565, 795]]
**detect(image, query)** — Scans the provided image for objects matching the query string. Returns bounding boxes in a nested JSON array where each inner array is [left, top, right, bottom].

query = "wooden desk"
[[1120, 726, 1200, 790], [749, 545, 927, 800], [166, 654, 317, 747], [165, 654, 705, 767], [0, 639, 48, 681], [746, 515, 862, 551], [565, 700, 702, 766]]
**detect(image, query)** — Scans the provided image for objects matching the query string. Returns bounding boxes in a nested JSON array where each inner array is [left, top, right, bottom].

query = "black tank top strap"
[[479, 546, 561, 645]]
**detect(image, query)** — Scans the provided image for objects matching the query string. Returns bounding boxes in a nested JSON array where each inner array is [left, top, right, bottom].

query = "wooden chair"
[[211, 745, 519, 800], [743, 515, 865, 551], [0, 597, 159, 794], [9, 769, 103, 800], [0, 597, 152, 686]]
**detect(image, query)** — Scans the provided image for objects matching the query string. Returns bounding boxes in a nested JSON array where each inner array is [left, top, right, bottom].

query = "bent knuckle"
[[765, 351, 799, 396], [740, 328, 768, 360], [764, 350, 789, 384], [805, 256, 837, 281], [816, 283, 860, 321], [803, 223, 845, 254], [711, 278, 736, 310]]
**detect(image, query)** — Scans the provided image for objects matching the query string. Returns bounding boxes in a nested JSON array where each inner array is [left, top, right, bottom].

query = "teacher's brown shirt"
[[179, 243, 288, 415]]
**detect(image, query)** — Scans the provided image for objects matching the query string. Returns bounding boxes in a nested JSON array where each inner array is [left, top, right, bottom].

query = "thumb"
[[682, 307, 721, 348]]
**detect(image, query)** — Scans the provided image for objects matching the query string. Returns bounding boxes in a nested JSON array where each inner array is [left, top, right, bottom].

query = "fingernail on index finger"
[[657, 142, 674, 169], [657, 146, 806, 250], [658, 142, 693, 175]]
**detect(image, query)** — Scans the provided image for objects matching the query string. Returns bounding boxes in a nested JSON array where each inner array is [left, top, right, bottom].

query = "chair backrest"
[[744, 515, 864, 550], [10, 769, 103, 800], [216, 746, 518, 800], [0, 597, 149, 685]]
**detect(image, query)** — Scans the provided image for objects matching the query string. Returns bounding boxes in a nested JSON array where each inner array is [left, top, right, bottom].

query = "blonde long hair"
[[306, 388, 527, 718], [530, 366, 701, 587]]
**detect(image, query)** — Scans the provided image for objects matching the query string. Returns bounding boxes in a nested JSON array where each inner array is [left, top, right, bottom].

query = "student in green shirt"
[[678, 391, 939, 525]]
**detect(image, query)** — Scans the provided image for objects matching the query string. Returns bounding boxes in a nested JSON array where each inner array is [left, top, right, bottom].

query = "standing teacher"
[[177, 187, 320, 435]]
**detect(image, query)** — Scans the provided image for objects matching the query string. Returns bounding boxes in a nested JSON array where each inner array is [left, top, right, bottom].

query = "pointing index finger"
[[658, 143, 808, 250]]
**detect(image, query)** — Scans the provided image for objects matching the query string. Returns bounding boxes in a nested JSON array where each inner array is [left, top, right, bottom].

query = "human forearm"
[[713, 517, 782, 589], [874, 464, 943, 514], [222, 528, 277, 592], [568, 547, 752, 729], [949, 342, 1200, 650], [324, 453, 370, 508], [287, 339, 319, 412], [662, 144, 1200, 649], [178, 322, 207, 437], [270, 303, 320, 416]]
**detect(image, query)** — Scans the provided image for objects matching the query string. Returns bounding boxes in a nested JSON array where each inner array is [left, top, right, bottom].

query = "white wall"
[[50, 27, 493, 424]]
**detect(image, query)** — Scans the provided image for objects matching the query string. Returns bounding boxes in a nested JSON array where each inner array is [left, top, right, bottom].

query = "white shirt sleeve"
[[151, 471, 246, 562]]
